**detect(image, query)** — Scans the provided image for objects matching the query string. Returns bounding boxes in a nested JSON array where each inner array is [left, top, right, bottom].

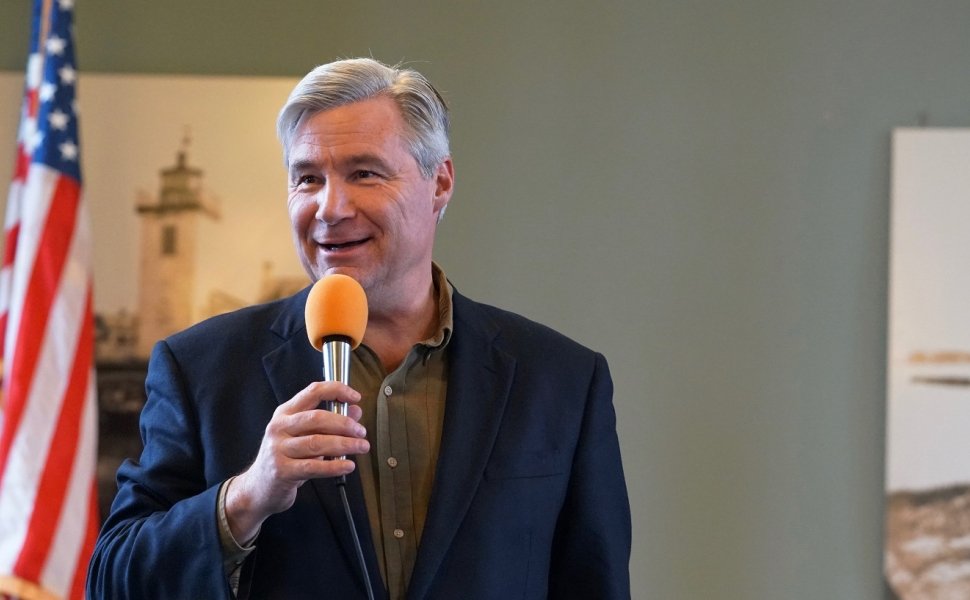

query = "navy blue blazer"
[[88, 286, 631, 599]]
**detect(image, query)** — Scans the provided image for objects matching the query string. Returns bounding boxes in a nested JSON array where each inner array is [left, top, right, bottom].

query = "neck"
[[364, 280, 439, 373]]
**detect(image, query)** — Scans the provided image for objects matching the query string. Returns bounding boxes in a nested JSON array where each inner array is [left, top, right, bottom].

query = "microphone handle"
[[322, 338, 352, 460], [321, 338, 352, 415]]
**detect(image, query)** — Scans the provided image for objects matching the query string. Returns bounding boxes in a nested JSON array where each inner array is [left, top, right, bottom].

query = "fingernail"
[[356, 424, 366, 437]]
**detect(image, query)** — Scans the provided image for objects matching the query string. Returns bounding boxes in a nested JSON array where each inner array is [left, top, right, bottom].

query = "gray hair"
[[277, 58, 450, 179]]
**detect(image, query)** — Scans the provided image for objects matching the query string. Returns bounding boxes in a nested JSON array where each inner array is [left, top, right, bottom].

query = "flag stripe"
[[0, 175, 78, 489], [42, 370, 98, 596], [1, 225, 18, 270], [0, 183, 24, 374], [14, 287, 93, 581], [69, 482, 100, 599], [46, 390, 98, 596], [1, 171, 57, 392]]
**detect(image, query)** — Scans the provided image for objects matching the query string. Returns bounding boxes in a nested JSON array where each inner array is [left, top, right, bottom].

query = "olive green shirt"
[[353, 263, 452, 598]]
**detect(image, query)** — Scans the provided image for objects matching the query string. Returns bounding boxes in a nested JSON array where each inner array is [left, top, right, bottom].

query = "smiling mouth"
[[321, 238, 368, 251]]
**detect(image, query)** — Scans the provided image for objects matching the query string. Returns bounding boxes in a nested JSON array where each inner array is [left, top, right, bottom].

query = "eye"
[[294, 174, 322, 187], [354, 170, 378, 180]]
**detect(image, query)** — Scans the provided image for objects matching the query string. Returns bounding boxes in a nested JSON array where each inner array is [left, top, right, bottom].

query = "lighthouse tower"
[[135, 141, 216, 357]]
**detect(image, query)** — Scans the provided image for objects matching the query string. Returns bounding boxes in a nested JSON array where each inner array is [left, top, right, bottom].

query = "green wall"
[[6, 1, 970, 598]]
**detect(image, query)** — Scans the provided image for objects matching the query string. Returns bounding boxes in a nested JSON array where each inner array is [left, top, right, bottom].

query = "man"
[[89, 58, 631, 599]]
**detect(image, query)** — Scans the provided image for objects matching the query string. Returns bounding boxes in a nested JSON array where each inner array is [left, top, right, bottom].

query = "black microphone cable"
[[336, 474, 375, 600]]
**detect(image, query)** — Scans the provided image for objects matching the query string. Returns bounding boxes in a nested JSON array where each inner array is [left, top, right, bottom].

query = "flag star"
[[19, 116, 37, 140], [58, 65, 76, 85], [39, 81, 57, 102], [27, 130, 44, 154], [58, 0, 75, 9], [48, 109, 70, 130], [46, 35, 66, 56], [59, 140, 78, 161]]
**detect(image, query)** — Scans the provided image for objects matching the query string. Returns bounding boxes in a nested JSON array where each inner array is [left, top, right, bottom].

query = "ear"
[[431, 158, 454, 217]]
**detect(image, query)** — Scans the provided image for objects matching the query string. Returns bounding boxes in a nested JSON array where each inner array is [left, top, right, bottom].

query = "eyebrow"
[[287, 159, 318, 175], [342, 153, 394, 173], [287, 153, 394, 175]]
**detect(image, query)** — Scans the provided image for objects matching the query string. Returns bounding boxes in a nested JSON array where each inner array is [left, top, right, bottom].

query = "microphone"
[[304, 274, 376, 600], [305, 273, 368, 419]]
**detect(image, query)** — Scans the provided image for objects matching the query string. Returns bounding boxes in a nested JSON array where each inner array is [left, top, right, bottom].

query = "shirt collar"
[[420, 261, 453, 353]]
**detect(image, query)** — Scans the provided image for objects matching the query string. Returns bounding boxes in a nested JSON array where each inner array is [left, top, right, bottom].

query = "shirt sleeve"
[[217, 476, 258, 593]]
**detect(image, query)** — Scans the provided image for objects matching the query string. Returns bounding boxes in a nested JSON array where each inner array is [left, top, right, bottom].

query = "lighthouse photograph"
[[0, 72, 307, 518]]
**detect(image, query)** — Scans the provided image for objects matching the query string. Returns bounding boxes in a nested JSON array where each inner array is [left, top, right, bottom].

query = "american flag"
[[0, 0, 100, 598]]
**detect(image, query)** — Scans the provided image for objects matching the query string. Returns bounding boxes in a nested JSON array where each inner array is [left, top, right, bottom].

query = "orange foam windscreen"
[[305, 274, 369, 350]]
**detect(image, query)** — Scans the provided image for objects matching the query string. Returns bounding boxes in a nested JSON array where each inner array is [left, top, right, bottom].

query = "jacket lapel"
[[407, 292, 516, 599], [262, 287, 317, 405], [261, 288, 385, 597]]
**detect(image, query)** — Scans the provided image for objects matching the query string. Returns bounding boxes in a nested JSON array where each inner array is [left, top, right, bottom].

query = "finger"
[[289, 457, 358, 481], [279, 381, 362, 416], [283, 433, 370, 460], [284, 409, 367, 439]]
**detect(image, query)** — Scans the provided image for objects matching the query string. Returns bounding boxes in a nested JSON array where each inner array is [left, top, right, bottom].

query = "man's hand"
[[224, 381, 370, 542]]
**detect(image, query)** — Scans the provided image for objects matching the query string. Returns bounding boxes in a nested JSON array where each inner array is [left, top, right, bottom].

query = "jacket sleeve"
[[548, 353, 632, 599], [87, 341, 233, 599]]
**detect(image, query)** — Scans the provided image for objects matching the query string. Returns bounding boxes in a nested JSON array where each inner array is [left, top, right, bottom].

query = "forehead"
[[289, 97, 410, 163]]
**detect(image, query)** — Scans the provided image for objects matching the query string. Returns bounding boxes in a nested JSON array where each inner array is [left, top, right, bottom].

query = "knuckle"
[[343, 437, 368, 455], [307, 435, 326, 455], [296, 459, 311, 478]]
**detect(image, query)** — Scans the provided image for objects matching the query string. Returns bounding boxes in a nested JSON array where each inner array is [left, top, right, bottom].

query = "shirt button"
[[393, 529, 405, 539], [384, 385, 393, 396], [387, 457, 399, 468]]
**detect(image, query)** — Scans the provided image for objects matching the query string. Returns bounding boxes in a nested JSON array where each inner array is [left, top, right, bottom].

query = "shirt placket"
[[376, 366, 418, 598]]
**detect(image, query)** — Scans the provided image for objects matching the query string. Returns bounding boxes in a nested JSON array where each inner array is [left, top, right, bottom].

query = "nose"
[[315, 180, 354, 225]]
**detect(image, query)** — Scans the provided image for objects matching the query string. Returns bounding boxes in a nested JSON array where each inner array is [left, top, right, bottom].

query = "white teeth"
[[322, 239, 363, 251]]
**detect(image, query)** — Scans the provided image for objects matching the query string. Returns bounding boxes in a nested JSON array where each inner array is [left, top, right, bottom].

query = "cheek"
[[288, 196, 314, 232], [388, 184, 437, 227]]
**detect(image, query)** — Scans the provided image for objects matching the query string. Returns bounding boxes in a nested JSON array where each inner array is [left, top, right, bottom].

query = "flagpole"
[[31, 0, 53, 121], [38, 0, 53, 62]]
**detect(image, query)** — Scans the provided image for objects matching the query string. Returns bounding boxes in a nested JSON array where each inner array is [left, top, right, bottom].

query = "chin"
[[317, 265, 368, 284]]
